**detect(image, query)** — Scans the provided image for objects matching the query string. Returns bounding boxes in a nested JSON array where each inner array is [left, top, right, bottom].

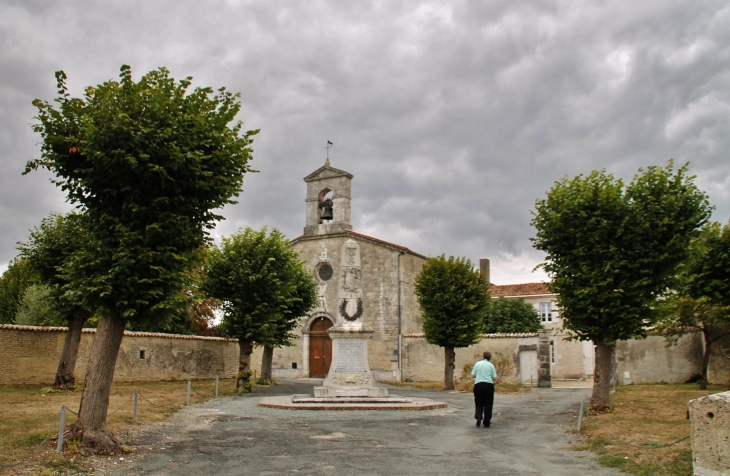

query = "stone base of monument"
[[313, 325, 389, 399], [258, 395, 447, 411], [292, 395, 411, 403]]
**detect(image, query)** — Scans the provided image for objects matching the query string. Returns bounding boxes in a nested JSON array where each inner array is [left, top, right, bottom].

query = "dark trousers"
[[474, 382, 495, 424]]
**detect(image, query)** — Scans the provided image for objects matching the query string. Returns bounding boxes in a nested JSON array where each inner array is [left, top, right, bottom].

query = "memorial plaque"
[[334, 340, 368, 373]]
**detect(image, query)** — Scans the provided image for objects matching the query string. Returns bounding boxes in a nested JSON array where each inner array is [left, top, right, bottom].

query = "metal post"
[[187, 381, 191, 406], [133, 389, 138, 421], [215, 376, 219, 398], [57, 405, 66, 452], [577, 401, 584, 431]]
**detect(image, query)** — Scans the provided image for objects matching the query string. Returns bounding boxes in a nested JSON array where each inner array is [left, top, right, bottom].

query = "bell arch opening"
[[318, 189, 334, 223]]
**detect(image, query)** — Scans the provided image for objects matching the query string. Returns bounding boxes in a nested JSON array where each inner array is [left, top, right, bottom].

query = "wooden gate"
[[309, 317, 333, 378]]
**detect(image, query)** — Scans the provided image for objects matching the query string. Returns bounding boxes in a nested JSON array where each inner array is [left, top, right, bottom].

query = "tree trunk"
[[237, 340, 254, 391], [68, 316, 127, 453], [53, 314, 85, 389], [591, 341, 615, 407], [261, 346, 274, 384], [700, 329, 712, 390], [444, 346, 456, 390]]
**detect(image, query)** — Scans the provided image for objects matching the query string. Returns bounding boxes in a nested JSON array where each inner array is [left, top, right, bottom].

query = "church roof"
[[490, 282, 553, 297], [290, 229, 428, 260], [303, 163, 353, 182]]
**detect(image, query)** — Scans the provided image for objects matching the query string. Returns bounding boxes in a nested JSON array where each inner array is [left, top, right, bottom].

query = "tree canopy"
[[531, 161, 712, 405], [27, 66, 257, 326], [415, 255, 490, 389], [203, 227, 317, 347], [484, 297, 541, 334], [0, 257, 40, 324]]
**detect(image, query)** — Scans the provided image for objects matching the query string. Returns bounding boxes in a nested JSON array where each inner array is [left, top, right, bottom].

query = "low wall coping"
[[402, 332, 539, 338], [0, 324, 239, 342]]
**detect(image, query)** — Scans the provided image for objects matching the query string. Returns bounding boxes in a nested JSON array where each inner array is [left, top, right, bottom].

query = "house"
[[489, 279, 595, 380]]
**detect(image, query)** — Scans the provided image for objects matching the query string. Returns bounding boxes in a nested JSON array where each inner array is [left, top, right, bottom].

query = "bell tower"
[[303, 159, 353, 236]]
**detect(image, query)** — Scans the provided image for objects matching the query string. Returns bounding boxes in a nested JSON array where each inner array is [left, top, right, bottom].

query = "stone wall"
[[0, 324, 239, 385], [615, 333, 704, 384], [689, 391, 730, 476], [709, 333, 730, 387], [401, 333, 539, 382]]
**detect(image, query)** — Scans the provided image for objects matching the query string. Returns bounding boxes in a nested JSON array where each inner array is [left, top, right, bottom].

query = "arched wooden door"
[[309, 317, 333, 378]]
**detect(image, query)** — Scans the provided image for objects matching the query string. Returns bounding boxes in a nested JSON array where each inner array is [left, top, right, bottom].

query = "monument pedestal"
[[313, 325, 388, 398]]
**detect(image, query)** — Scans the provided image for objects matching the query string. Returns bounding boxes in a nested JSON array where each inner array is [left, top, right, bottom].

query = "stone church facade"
[[268, 161, 427, 381]]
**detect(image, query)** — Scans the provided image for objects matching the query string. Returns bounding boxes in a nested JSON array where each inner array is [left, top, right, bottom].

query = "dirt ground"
[[91, 379, 620, 476]]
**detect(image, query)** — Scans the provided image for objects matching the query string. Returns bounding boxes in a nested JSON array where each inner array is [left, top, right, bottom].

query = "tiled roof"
[[403, 332, 538, 338], [490, 282, 553, 297], [0, 324, 238, 342]]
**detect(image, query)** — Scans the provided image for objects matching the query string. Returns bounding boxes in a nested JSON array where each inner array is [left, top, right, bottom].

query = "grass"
[[576, 383, 726, 476], [0, 378, 239, 475]]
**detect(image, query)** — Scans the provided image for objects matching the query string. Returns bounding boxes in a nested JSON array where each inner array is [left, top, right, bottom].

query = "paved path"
[[100, 380, 619, 475]]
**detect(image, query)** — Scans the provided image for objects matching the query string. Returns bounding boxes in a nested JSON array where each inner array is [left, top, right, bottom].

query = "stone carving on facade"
[[341, 268, 361, 294], [317, 283, 327, 311], [319, 240, 328, 261]]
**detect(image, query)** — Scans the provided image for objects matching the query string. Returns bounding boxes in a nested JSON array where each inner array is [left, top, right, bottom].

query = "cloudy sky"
[[1, 0, 729, 284]]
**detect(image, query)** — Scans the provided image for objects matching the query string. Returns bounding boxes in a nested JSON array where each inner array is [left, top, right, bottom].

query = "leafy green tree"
[[484, 297, 541, 334], [202, 227, 317, 390], [0, 257, 40, 324], [14, 284, 62, 325], [18, 212, 93, 388], [415, 255, 490, 390], [657, 221, 730, 389], [26, 66, 256, 451], [531, 162, 711, 406]]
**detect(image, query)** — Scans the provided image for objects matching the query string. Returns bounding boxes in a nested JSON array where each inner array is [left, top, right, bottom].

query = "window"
[[540, 302, 553, 322], [317, 263, 333, 282]]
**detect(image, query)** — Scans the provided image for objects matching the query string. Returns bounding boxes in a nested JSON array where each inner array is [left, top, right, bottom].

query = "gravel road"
[[94, 379, 620, 475]]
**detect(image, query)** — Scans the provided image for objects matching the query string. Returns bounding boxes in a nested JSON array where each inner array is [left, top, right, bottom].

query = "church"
[[267, 160, 428, 382]]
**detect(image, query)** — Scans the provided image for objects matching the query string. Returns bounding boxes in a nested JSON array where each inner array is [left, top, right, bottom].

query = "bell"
[[321, 204, 334, 221]]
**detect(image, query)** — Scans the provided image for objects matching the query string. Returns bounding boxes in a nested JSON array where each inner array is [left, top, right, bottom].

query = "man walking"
[[472, 351, 497, 428]]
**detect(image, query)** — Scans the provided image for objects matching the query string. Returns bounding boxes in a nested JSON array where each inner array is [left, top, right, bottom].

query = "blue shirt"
[[472, 359, 497, 384]]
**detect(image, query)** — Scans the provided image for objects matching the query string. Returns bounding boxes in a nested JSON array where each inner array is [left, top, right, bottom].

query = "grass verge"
[[0, 378, 238, 475], [576, 383, 726, 476]]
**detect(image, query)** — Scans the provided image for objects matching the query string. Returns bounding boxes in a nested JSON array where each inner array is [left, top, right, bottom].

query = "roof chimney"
[[479, 258, 490, 285]]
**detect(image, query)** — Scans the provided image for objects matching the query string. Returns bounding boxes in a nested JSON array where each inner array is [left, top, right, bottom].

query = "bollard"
[[215, 376, 219, 398], [57, 405, 66, 452], [187, 381, 191, 406], [577, 401, 584, 431], [133, 389, 138, 421]]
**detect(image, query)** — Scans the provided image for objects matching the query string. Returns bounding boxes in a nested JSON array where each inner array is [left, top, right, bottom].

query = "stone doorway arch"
[[303, 313, 335, 378]]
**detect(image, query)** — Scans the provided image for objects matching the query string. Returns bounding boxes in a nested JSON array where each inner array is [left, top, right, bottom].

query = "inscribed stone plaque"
[[334, 340, 368, 373]]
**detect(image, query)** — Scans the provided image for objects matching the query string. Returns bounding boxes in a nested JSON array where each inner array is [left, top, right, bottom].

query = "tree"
[[18, 212, 92, 388], [14, 284, 62, 325], [531, 162, 711, 407], [0, 257, 40, 324], [657, 221, 730, 389], [484, 297, 541, 334], [202, 227, 317, 390], [26, 66, 256, 451], [415, 255, 490, 390]]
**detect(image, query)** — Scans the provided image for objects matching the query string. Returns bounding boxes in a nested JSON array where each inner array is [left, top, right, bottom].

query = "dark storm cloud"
[[1, 0, 729, 283]]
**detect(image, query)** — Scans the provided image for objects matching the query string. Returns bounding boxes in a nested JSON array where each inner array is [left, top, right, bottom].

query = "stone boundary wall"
[[0, 324, 239, 385], [401, 333, 539, 383], [616, 332, 705, 384]]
